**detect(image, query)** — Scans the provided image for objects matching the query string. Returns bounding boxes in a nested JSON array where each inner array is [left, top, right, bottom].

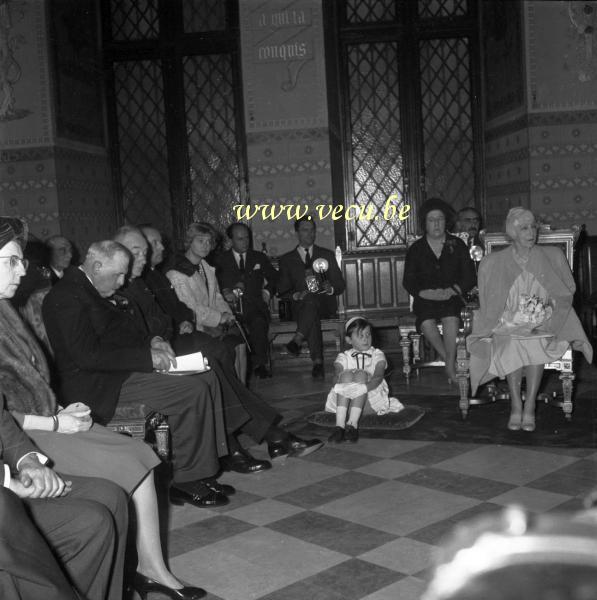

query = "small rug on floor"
[[307, 406, 426, 430], [296, 392, 597, 449]]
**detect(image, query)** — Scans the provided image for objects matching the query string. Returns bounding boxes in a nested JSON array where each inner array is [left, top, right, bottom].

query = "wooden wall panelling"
[[341, 251, 409, 316]]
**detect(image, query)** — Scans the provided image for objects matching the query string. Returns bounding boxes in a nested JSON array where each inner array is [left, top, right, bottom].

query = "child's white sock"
[[347, 407, 362, 428], [335, 406, 348, 428]]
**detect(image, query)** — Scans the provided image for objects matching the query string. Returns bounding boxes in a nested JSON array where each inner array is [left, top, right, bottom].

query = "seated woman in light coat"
[[166, 222, 247, 381], [467, 208, 593, 432]]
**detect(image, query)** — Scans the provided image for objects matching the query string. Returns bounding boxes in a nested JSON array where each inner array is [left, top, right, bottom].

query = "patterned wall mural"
[[0, 0, 115, 249], [239, 0, 334, 256], [484, 1, 597, 235]]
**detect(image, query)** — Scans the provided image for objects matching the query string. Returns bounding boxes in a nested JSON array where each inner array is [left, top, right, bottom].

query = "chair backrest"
[[483, 227, 580, 269]]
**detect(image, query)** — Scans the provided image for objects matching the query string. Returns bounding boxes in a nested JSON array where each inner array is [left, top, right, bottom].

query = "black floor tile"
[[267, 510, 397, 556], [396, 442, 479, 465], [260, 558, 404, 600], [526, 459, 597, 497], [396, 467, 516, 500], [167, 516, 255, 558], [406, 502, 503, 545], [273, 471, 385, 509]]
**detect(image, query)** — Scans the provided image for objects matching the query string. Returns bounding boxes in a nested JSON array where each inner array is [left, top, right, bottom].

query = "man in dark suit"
[[42, 240, 232, 508], [133, 225, 323, 473], [46, 235, 74, 283], [278, 217, 345, 379], [454, 206, 483, 247], [0, 397, 127, 600], [214, 222, 278, 379]]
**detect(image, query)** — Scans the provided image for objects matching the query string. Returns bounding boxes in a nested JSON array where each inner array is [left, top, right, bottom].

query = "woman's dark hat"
[[419, 198, 455, 229], [0, 216, 28, 250]]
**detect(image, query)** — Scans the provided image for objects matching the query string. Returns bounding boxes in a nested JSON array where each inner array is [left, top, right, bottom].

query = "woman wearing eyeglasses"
[[0, 217, 206, 599]]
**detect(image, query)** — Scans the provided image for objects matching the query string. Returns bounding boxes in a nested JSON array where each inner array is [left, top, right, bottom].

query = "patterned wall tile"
[[0, 145, 116, 252], [54, 146, 116, 254], [245, 127, 334, 256], [0, 151, 59, 239]]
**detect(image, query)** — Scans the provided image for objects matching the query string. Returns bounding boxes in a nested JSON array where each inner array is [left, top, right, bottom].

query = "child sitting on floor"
[[325, 317, 403, 443]]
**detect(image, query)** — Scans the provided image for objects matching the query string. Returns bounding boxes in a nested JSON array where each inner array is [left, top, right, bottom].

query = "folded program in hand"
[[169, 351, 207, 373]]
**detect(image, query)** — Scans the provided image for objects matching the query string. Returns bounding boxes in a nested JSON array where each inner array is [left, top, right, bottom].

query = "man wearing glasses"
[[454, 206, 482, 247]]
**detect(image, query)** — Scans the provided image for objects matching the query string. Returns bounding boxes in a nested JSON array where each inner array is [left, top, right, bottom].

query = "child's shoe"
[[328, 426, 345, 443], [345, 425, 359, 443]]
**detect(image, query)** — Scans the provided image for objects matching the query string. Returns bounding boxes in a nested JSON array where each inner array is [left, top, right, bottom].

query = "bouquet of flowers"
[[512, 294, 551, 327], [494, 294, 553, 336]]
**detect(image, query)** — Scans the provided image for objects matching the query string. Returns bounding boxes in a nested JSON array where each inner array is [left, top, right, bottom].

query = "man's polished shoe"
[[254, 365, 272, 379], [268, 432, 324, 461], [220, 448, 272, 474], [169, 482, 229, 507], [201, 477, 236, 495], [286, 340, 301, 357], [133, 572, 206, 600], [312, 363, 325, 379]]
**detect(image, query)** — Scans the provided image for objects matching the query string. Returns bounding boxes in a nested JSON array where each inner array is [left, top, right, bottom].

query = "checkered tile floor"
[[163, 361, 597, 600]]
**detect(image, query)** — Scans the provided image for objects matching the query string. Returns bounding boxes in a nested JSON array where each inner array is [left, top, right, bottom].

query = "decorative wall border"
[[485, 116, 529, 141], [1, 145, 108, 163], [485, 148, 530, 168], [486, 181, 531, 196], [528, 109, 597, 125], [530, 143, 597, 157], [248, 159, 330, 177], [246, 127, 329, 144]]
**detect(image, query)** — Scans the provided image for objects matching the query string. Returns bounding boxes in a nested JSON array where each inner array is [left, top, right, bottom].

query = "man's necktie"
[[239, 253, 245, 272], [304, 248, 312, 269], [351, 351, 372, 370]]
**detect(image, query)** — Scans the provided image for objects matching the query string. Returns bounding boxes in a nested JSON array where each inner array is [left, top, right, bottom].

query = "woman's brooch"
[[443, 238, 457, 255]]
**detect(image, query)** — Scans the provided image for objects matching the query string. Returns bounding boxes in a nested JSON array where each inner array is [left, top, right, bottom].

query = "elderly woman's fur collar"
[[0, 300, 56, 416]]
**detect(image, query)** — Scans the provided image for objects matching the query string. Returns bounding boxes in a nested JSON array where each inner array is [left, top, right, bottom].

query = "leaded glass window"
[[418, 0, 468, 19], [346, 0, 397, 23], [113, 60, 172, 231], [183, 0, 227, 33], [110, 0, 159, 41], [183, 54, 243, 233], [347, 43, 406, 248], [419, 37, 474, 210]]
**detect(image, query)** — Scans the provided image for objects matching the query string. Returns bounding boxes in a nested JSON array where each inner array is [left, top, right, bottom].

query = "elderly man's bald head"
[[82, 241, 130, 297]]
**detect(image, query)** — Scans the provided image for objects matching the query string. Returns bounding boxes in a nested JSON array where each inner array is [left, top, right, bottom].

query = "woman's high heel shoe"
[[507, 413, 522, 431], [521, 414, 536, 432], [133, 572, 206, 600]]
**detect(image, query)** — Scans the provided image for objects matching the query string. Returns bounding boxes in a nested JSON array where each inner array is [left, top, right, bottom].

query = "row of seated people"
[[21, 206, 478, 389], [166, 218, 346, 381], [0, 216, 326, 599], [20, 216, 348, 382], [403, 199, 593, 432]]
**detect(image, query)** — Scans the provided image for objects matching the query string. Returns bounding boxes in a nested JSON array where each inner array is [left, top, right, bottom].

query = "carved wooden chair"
[[20, 286, 171, 460], [457, 227, 581, 420]]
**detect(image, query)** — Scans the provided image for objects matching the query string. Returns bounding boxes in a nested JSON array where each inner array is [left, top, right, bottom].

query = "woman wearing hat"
[[403, 198, 476, 383]]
